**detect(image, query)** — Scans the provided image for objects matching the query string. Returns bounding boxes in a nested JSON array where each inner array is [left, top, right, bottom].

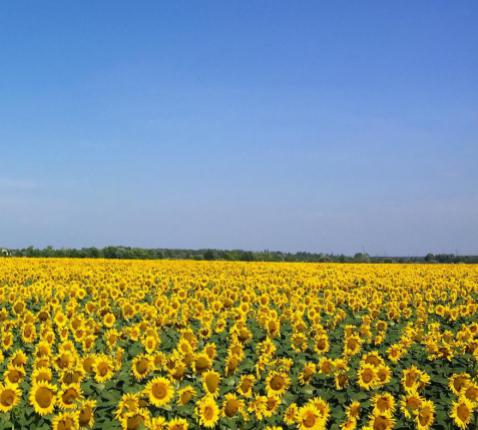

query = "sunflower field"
[[0, 258, 477, 430]]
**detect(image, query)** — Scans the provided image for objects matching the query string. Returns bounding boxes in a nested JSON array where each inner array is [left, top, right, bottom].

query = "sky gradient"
[[1, 1, 477, 255]]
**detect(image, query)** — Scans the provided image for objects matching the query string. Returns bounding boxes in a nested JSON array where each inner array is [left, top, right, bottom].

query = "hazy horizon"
[[1, 2, 477, 255]]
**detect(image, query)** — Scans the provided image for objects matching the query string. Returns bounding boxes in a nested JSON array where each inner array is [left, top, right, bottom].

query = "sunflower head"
[[0, 382, 21, 413], [30, 381, 57, 416], [145, 376, 174, 408]]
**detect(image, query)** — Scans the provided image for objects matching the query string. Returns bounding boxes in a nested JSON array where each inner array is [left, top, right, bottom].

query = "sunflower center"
[[127, 414, 143, 430], [303, 411, 317, 427], [270, 375, 284, 390], [136, 359, 148, 374], [98, 363, 109, 376], [204, 405, 214, 420], [206, 376, 218, 392], [225, 399, 238, 417], [152, 383, 167, 399], [35, 387, 53, 408], [376, 398, 389, 412], [457, 403, 470, 421], [373, 416, 388, 430], [63, 388, 77, 404], [79, 406, 92, 426], [362, 371, 373, 383], [1, 390, 15, 406]]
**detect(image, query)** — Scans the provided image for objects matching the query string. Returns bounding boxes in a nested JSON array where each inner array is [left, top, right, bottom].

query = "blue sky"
[[1, 1, 477, 255]]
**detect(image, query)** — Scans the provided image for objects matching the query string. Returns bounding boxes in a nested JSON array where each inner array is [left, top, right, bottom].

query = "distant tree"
[[353, 252, 370, 263], [203, 250, 215, 260]]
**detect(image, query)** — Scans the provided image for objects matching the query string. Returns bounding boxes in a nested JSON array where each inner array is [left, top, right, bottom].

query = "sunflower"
[[248, 395, 267, 420], [363, 351, 384, 367], [222, 393, 245, 418], [375, 365, 392, 386], [318, 357, 334, 375], [357, 364, 376, 390], [10, 349, 28, 367], [237, 374, 255, 398], [314, 334, 330, 355], [115, 393, 141, 419], [263, 394, 281, 418], [299, 362, 316, 385], [32, 367, 53, 383], [168, 417, 189, 430], [344, 335, 361, 356], [203, 370, 221, 397], [177, 385, 196, 406], [193, 352, 212, 374], [340, 418, 357, 430], [52, 411, 79, 430], [297, 404, 326, 430], [387, 344, 404, 363], [2, 331, 13, 351], [463, 382, 478, 405], [131, 354, 154, 381], [103, 312, 116, 328], [284, 402, 298, 425], [345, 401, 360, 420], [372, 392, 395, 416], [416, 399, 435, 430], [58, 383, 82, 409], [142, 335, 158, 354], [120, 407, 150, 430], [78, 399, 96, 428], [196, 395, 220, 428], [150, 416, 167, 430], [0, 382, 21, 413], [30, 381, 57, 416], [400, 391, 423, 419], [266, 371, 290, 396], [366, 413, 395, 430], [145, 377, 174, 408], [449, 373, 472, 396], [4, 364, 26, 384], [93, 354, 115, 383], [451, 397, 474, 429]]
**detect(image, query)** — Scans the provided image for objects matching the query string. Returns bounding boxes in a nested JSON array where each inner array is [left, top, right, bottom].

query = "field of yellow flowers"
[[0, 258, 477, 430]]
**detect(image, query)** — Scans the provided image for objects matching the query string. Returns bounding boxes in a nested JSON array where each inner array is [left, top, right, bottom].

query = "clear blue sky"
[[1, 1, 477, 255]]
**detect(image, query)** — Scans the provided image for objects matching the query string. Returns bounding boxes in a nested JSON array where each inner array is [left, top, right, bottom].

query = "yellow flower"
[[297, 403, 326, 430], [449, 373, 472, 396], [177, 385, 196, 405], [145, 377, 174, 408], [0, 382, 21, 413], [167, 417, 189, 430], [93, 354, 115, 383], [120, 407, 150, 430], [372, 392, 395, 416], [202, 370, 221, 397], [284, 402, 298, 425], [58, 383, 83, 409], [400, 390, 423, 419], [357, 364, 376, 390], [30, 381, 57, 416], [196, 395, 220, 428], [222, 393, 245, 418], [450, 396, 474, 429], [366, 413, 395, 430], [265, 371, 290, 396], [415, 399, 435, 430], [237, 374, 255, 398], [149, 416, 167, 430], [131, 354, 154, 381], [78, 399, 96, 428], [52, 411, 79, 430]]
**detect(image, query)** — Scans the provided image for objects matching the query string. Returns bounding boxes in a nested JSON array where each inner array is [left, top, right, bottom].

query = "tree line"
[[1, 246, 477, 263]]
